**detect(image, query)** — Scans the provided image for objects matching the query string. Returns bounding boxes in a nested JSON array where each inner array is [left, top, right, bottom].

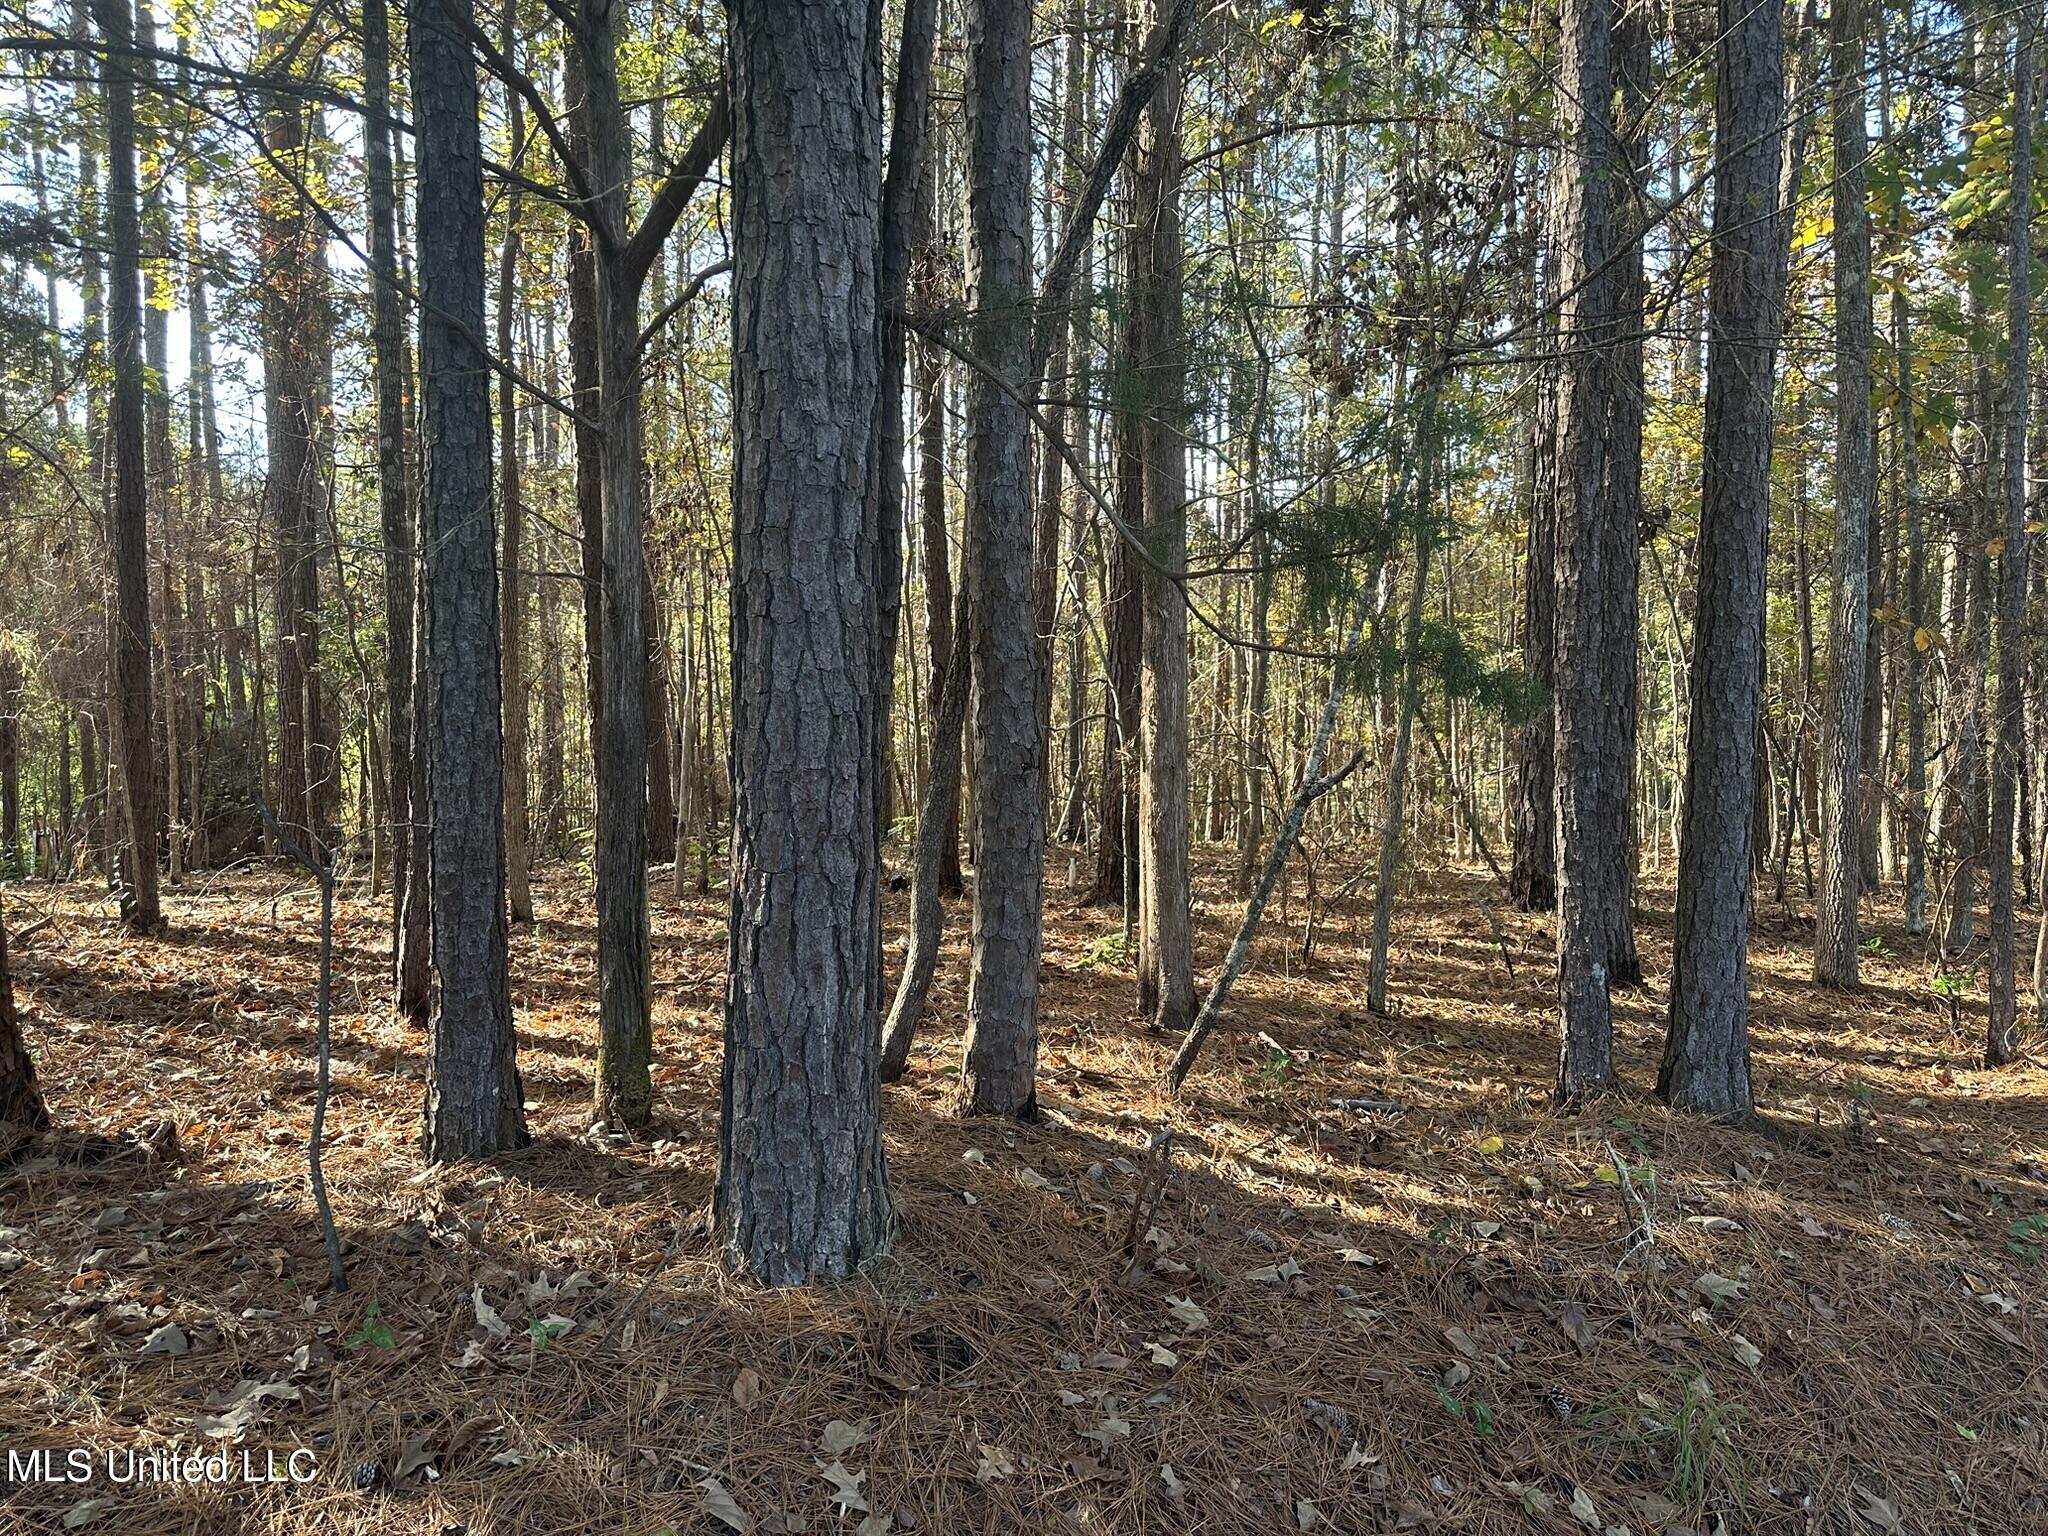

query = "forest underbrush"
[[1, 851, 2043, 1535]]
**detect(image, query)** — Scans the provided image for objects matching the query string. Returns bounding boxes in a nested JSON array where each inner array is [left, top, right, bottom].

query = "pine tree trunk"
[[718, 0, 893, 1283], [1597, 0, 1648, 987], [958, 0, 1045, 1117], [579, 0, 653, 1130], [0, 890, 48, 1135], [413, 0, 529, 1161], [94, 0, 160, 935], [1985, 7, 2032, 1065], [1661, 0, 1783, 1117], [1813, 0, 1874, 989], [1550, 0, 1623, 1105], [1131, 20, 1193, 1035], [499, 6, 533, 925]]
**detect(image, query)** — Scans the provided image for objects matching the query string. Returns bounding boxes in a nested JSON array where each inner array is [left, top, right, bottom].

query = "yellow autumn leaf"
[[1476, 1135, 1505, 1157], [1913, 627, 1938, 653]]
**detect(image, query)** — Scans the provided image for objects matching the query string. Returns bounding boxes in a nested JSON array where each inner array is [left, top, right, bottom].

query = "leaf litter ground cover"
[[0, 854, 2043, 1535]]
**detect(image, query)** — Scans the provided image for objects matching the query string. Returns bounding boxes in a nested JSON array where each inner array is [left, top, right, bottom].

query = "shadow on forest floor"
[[2, 850, 2045, 1535]]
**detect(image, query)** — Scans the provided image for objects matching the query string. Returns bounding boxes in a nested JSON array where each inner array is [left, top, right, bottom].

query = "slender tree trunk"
[[1985, 7, 2033, 1065], [1130, 19, 1193, 1035], [958, 0, 1045, 1117], [1597, 0, 1648, 986], [1813, 0, 1874, 989], [579, 0, 653, 1130], [881, 581, 971, 1081], [911, 155, 964, 899], [499, 5, 533, 924], [95, 0, 160, 935], [718, 0, 893, 1283], [364, 0, 428, 1020], [413, 0, 528, 1161], [1367, 498, 1436, 1017], [1661, 0, 1784, 1117]]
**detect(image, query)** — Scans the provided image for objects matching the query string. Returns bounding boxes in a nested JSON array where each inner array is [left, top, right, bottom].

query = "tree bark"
[[364, 0, 425, 1017], [0, 890, 48, 1135], [1550, 0, 1624, 1105], [718, 0, 893, 1283], [1985, 6, 2033, 1065], [1130, 16, 1193, 1036], [499, 3, 533, 925], [413, 0, 529, 1161], [957, 0, 1046, 1119], [1813, 0, 1875, 989], [94, 0, 160, 935], [1661, 0, 1784, 1117], [579, 0, 653, 1130]]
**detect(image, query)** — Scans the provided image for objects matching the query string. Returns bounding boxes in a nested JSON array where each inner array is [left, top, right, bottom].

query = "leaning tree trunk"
[[1813, 0, 1874, 990], [881, 581, 971, 1081], [1985, 5, 2032, 1066], [718, 0, 893, 1284], [1660, 0, 1784, 1118], [412, 0, 528, 1161], [958, 0, 1046, 1118], [94, 0, 160, 936]]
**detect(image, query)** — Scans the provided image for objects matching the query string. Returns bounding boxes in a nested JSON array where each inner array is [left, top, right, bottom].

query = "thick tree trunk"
[[1549, 0, 1624, 1105], [1130, 27, 1193, 1036], [1813, 0, 1874, 989], [718, 0, 893, 1284], [413, 0, 528, 1161], [1661, 0, 1784, 1118], [957, 0, 1045, 1117], [94, 0, 160, 935], [0, 891, 48, 1135], [1985, 7, 2032, 1066]]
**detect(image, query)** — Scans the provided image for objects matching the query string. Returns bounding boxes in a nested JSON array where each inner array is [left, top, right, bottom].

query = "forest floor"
[[1, 847, 2044, 1536]]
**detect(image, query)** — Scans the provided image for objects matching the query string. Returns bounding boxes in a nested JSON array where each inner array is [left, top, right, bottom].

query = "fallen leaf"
[[1165, 1295, 1209, 1331], [819, 1419, 869, 1456], [1568, 1484, 1601, 1528], [1730, 1333, 1762, 1371], [1693, 1271, 1747, 1306], [1296, 1497, 1324, 1529], [818, 1460, 869, 1515], [699, 1476, 755, 1534], [975, 1442, 1017, 1482], [472, 1287, 510, 1338], [140, 1323, 189, 1357], [62, 1500, 105, 1530], [733, 1366, 764, 1408]]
